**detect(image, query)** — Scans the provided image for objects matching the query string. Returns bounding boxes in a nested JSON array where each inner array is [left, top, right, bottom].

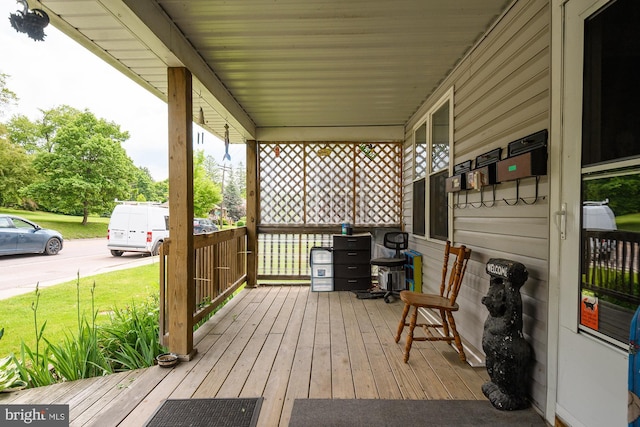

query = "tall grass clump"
[[99, 295, 164, 371], [45, 281, 111, 381]]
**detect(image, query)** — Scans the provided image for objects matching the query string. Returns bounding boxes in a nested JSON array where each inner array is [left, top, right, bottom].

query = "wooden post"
[[167, 67, 196, 359], [246, 140, 258, 287]]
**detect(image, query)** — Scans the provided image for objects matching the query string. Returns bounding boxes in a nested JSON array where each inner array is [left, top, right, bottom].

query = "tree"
[[24, 108, 136, 224], [203, 154, 221, 184], [129, 167, 159, 202], [0, 136, 35, 207], [234, 161, 246, 198], [223, 168, 245, 221], [5, 114, 40, 153], [0, 73, 18, 118], [193, 150, 222, 217]]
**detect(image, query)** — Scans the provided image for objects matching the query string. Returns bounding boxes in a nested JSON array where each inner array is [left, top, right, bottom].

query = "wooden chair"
[[395, 241, 471, 363]]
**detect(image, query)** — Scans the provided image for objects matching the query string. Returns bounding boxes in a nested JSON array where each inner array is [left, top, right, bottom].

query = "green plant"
[[13, 285, 56, 387], [45, 280, 111, 381], [99, 296, 165, 371], [0, 356, 27, 392]]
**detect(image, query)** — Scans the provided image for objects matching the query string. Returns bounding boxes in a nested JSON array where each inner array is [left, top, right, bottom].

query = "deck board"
[[0, 286, 498, 427]]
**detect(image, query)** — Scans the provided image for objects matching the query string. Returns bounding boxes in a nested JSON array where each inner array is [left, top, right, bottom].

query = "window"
[[579, 0, 640, 345], [428, 96, 451, 241], [412, 123, 427, 236]]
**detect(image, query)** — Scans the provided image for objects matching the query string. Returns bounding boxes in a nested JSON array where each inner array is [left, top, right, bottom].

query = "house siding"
[[403, 0, 550, 412]]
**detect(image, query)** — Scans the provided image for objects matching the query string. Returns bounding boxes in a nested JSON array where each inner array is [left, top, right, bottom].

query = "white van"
[[107, 202, 169, 256], [583, 200, 617, 230]]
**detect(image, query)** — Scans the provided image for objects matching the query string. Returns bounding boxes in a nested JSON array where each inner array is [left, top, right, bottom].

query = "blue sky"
[[0, 1, 245, 181]]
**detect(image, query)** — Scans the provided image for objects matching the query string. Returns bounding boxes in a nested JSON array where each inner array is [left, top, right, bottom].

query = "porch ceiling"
[[33, 0, 511, 143]]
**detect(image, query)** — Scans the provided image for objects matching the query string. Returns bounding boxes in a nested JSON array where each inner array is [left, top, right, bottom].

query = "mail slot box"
[[446, 174, 467, 192], [467, 164, 498, 189], [446, 160, 472, 192], [496, 148, 547, 182], [467, 148, 501, 189]]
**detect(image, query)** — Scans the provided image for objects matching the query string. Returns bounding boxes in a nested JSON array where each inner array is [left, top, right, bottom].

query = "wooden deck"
[[0, 286, 492, 426]]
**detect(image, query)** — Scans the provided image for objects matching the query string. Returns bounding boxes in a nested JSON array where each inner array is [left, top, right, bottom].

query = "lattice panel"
[[306, 144, 353, 224], [355, 144, 402, 225], [259, 144, 305, 224], [259, 142, 402, 226], [431, 143, 449, 172]]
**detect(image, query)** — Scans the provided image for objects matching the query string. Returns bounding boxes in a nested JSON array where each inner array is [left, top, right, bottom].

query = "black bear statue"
[[481, 259, 532, 410]]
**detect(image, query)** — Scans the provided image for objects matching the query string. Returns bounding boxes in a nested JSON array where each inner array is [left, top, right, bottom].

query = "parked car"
[[193, 218, 218, 234], [107, 203, 169, 256], [0, 214, 63, 256]]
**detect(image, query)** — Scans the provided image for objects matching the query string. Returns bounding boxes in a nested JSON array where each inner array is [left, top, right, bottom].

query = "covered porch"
[[1, 286, 498, 426]]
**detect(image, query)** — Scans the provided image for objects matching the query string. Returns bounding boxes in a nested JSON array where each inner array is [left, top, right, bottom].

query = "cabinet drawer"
[[333, 277, 371, 291], [333, 250, 370, 264], [334, 264, 370, 278], [333, 235, 371, 250]]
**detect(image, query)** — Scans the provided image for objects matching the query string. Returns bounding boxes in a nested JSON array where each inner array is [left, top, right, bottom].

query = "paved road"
[[0, 238, 157, 300]]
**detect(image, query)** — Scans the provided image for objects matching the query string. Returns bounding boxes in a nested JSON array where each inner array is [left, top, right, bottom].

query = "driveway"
[[0, 238, 158, 300]]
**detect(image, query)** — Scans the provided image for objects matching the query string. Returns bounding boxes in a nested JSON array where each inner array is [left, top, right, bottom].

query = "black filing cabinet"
[[332, 234, 371, 291]]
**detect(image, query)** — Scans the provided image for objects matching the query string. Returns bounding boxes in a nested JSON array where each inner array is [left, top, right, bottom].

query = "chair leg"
[[446, 311, 467, 363], [395, 302, 411, 343], [439, 309, 450, 337], [404, 305, 419, 363]]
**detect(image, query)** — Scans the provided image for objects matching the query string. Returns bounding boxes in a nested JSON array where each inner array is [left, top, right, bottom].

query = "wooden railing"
[[159, 227, 248, 345], [258, 228, 334, 280], [582, 230, 640, 305]]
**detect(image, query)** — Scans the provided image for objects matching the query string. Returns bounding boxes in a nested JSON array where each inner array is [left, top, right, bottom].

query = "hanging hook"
[[454, 191, 468, 209], [520, 176, 542, 205], [482, 184, 497, 208], [503, 179, 521, 206]]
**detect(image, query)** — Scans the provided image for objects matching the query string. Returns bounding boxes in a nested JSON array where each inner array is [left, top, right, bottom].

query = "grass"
[[0, 208, 109, 239], [0, 263, 160, 357], [615, 213, 640, 232]]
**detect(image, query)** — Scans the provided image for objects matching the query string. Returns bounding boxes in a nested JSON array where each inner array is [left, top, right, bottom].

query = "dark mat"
[[289, 399, 547, 427], [145, 398, 262, 427]]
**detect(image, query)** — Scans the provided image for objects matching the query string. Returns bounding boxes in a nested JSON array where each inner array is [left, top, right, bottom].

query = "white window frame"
[[426, 88, 454, 243]]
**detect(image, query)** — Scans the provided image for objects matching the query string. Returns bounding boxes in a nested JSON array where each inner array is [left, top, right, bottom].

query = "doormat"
[[145, 398, 262, 427], [289, 399, 546, 426]]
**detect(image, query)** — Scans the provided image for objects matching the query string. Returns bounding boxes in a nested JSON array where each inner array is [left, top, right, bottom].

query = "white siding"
[[403, 0, 550, 412]]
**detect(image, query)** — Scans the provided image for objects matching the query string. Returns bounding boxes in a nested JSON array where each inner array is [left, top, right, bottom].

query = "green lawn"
[[616, 213, 640, 232], [0, 208, 109, 239], [0, 264, 160, 357]]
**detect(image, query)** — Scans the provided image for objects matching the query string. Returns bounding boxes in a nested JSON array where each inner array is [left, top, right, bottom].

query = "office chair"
[[370, 232, 409, 303]]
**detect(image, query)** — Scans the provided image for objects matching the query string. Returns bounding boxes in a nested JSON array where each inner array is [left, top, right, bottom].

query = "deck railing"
[[581, 230, 640, 342], [159, 227, 248, 345], [258, 228, 334, 280], [582, 230, 640, 304]]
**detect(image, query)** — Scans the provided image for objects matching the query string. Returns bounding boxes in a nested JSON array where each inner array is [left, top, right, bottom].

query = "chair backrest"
[[383, 232, 409, 258], [439, 240, 472, 304]]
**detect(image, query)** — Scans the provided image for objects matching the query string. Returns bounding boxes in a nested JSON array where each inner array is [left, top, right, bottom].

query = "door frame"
[[548, 0, 628, 425]]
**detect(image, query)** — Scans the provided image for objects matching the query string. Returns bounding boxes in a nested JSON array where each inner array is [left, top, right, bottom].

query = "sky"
[[0, 1, 245, 181]]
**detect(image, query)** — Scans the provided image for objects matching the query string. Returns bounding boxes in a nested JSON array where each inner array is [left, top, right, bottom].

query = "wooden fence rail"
[[159, 227, 248, 345]]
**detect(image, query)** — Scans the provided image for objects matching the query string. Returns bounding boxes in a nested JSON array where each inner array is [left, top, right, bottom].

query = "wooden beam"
[[246, 140, 258, 287], [167, 67, 196, 358]]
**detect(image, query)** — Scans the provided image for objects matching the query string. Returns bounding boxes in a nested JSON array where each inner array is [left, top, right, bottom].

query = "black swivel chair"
[[370, 232, 409, 303]]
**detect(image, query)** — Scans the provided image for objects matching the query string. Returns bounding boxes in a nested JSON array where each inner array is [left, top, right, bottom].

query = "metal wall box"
[[467, 148, 501, 189], [507, 129, 548, 157], [445, 160, 472, 193], [446, 175, 466, 192], [496, 148, 547, 182]]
